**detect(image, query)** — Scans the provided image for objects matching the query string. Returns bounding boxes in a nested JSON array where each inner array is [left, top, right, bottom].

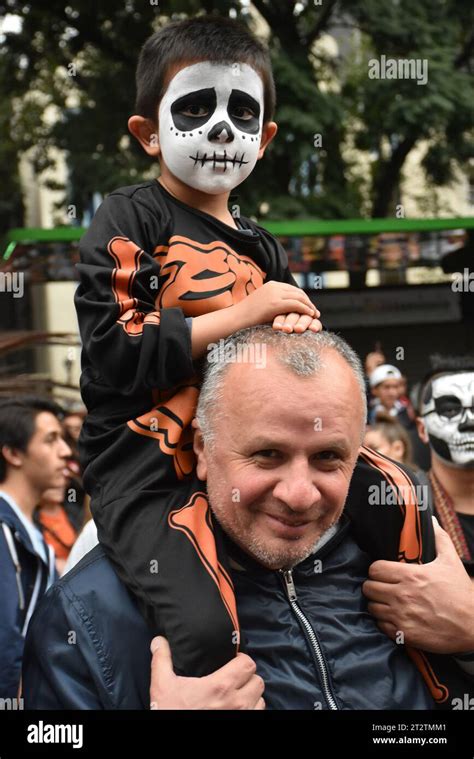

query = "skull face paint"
[[421, 372, 474, 469], [158, 62, 264, 194]]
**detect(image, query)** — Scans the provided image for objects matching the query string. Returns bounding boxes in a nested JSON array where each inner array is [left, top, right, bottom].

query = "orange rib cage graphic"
[[359, 445, 423, 563], [152, 235, 265, 316], [406, 648, 449, 703], [168, 492, 240, 650], [108, 236, 161, 335], [127, 384, 199, 479]]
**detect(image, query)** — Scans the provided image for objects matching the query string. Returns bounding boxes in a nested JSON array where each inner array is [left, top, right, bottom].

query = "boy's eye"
[[180, 104, 210, 117], [232, 106, 254, 120]]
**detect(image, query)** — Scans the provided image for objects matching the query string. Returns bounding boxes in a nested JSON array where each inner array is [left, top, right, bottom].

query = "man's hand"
[[149, 637, 266, 710], [362, 517, 474, 654]]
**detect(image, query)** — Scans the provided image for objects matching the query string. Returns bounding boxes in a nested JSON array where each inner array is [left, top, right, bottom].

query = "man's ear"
[[128, 115, 160, 157], [1, 445, 23, 469], [416, 416, 429, 444], [257, 121, 278, 160], [191, 418, 208, 481]]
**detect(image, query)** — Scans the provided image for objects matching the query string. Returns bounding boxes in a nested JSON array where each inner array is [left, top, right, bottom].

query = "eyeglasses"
[[422, 396, 474, 421]]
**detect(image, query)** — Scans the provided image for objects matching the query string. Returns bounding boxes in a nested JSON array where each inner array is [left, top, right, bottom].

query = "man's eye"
[[439, 404, 461, 418], [180, 104, 209, 117], [253, 450, 279, 459], [314, 451, 339, 463], [435, 397, 462, 418], [233, 106, 254, 120]]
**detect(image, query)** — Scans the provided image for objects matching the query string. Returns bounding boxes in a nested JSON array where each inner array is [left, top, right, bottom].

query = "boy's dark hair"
[[417, 354, 474, 413], [135, 15, 276, 125], [0, 396, 65, 482]]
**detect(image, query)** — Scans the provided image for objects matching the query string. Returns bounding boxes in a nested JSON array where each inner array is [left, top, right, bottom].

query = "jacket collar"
[[0, 495, 45, 563], [223, 514, 352, 577]]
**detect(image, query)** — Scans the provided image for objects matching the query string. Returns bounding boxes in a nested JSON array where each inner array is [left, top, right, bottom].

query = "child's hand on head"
[[232, 281, 319, 331], [272, 312, 322, 334]]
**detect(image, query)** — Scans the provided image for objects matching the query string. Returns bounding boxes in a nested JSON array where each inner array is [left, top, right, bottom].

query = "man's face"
[[194, 350, 364, 569], [420, 372, 474, 469], [158, 61, 264, 194], [373, 379, 400, 410], [19, 412, 72, 493], [63, 414, 82, 442]]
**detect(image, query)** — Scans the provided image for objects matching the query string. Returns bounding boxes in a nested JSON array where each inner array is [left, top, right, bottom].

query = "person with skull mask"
[[74, 15, 322, 679], [363, 355, 474, 696], [417, 355, 474, 575]]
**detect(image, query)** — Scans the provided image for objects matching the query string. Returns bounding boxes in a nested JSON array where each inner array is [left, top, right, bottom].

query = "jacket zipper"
[[279, 568, 338, 710]]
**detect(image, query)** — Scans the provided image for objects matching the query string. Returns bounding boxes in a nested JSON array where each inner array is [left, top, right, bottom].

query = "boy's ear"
[[257, 121, 278, 160], [128, 115, 160, 157]]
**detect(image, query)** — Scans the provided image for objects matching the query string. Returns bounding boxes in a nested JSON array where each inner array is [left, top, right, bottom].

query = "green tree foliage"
[[0, 0, 472, 227]]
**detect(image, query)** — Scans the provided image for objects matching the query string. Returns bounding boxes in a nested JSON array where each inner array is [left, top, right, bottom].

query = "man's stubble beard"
[[206, 471, 342, 570]]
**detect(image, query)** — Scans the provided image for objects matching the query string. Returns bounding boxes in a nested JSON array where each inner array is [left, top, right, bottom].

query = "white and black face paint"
[[421, 372, 474, 469], [158, 62, 264, 194]]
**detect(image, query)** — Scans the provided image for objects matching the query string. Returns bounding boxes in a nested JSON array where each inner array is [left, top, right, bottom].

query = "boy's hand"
[[233, 281, 319, 330], [149, 636, 266, 710], [273, 312, 322, 333]]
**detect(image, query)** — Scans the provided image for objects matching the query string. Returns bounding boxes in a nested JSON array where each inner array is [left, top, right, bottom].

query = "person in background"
[[368, 364, 406, 424], [416, 355, 474, 577], [61, 409, 86, 533], [397, 374, 416, 420], [0, 397, 71, 699], [364, 414, 416, 470], [35, 485, 77, 575], [63, 411, 84, 445]]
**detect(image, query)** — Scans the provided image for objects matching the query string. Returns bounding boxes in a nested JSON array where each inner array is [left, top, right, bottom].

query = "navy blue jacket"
[[0, 496, 55, 699], [23, 516, 435, 710]]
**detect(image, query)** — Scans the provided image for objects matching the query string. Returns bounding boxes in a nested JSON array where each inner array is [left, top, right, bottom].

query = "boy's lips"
[[189, 150, 249, 169]]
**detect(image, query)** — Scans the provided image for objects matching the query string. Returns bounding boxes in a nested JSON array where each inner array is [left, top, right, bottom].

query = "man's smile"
[[260, 512, 313, 539]]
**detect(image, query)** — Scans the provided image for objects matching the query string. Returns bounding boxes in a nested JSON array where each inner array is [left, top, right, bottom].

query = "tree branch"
[[304, 0, 338, 47]]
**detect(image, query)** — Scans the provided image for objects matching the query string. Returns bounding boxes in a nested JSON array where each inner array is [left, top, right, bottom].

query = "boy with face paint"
[[74, 16, 322, 678], [417, 357, 474, 575]]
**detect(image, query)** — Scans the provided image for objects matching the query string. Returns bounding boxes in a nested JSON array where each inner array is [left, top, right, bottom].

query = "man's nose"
[[59, 439, 72, 458], [272, 463, 321, 512], [207, 120, 234, 143], [459, 410, 474, 432]]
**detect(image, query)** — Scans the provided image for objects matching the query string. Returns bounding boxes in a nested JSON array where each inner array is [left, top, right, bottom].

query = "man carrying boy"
[[75, 14, 321, 678]]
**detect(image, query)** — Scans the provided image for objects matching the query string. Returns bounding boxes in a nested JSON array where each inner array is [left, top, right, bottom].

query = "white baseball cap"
[[369, 364, 402, 388]]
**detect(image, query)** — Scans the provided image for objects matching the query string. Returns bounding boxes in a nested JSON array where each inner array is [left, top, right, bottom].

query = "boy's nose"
[[208, 120, 234, 143]]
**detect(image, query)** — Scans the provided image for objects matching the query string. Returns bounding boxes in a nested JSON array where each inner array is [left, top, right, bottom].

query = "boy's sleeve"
[[74, 192, 195, 394]]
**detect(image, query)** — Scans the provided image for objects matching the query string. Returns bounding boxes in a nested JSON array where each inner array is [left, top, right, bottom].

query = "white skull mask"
[[158, 62, 264, 195], [421, 372, 474, 469]]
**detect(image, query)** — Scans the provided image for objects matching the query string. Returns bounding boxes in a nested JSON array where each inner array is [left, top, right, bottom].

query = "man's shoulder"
[[23, 545, 152, 709], [43, 544, 145, 628], [58, 544, 134, 601]]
